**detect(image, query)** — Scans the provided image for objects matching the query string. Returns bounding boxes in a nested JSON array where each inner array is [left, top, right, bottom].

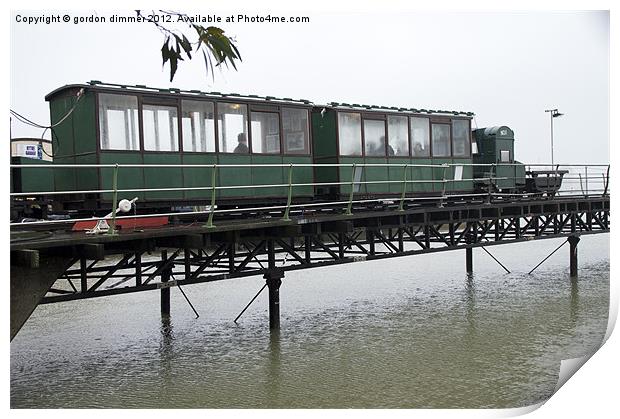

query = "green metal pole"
[[441, 164, 448, 196], [437, 164, 448, 208], [603, 164, 610, 196], [206, 165, 217, 228], [488, 164, 496, 204], [398, 164, 408, 212], [345, 163, 356, 216], [282, 164, 293, 221], [108, 164, 119, 235]]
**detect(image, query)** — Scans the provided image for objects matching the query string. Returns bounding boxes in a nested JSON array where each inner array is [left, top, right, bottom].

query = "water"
[[10, 234, 609, 408]]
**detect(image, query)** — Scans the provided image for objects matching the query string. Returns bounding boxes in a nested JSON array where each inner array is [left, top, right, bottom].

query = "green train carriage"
[[310, 103, 476, 198], [45, 81, 316, 212], [11, 81, 543, 221]]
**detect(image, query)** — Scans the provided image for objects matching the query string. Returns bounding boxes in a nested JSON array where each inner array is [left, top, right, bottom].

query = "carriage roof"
[[45, 81, 475, 117]]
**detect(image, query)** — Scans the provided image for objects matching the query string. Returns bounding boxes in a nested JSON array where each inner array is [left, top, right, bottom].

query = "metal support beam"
[[528, 239, 568, 275], [80, 257, 88, 293], [234, 283, 267, 324], [12, 249, 39, 268], [25, 197, 608, 320], [304, 235, 312, 264], [228, 242, 236, 273], [265, 239, 284, 330], [480, 246, 511, 274], [466, 247, 473, 274], [81, 243, 105, 260], [160, 251, 171, 316], [265, 270, 284, 330], [368, 229, 375, 256], [135, 253, 142, 286], [465, 229, 474, 274], [568, 235, 580, 278]]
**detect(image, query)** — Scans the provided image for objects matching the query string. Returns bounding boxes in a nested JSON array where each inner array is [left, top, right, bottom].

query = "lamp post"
[[544, 108, 564, 167]]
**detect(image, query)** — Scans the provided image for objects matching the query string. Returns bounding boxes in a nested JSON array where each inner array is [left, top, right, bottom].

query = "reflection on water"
[[159, 314, 174, 387], [464, 274, 477, 344], [570, 278, 579, 324], [267, 330, 281, 407], [11, 235, 609, 408]]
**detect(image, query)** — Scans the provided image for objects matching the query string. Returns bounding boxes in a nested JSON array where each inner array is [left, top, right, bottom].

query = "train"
[[10, 81, 566, 221]]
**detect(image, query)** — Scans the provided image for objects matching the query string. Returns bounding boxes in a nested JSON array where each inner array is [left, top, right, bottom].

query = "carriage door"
[[362, 115, 388, 195], [141, 96, 183, 201]]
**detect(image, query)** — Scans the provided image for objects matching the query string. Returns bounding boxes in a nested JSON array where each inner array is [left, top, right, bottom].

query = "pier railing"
[[10, 162, 610, 228]]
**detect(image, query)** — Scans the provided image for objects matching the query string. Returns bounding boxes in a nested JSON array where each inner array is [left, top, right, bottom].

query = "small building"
[[11, 138, 53, 162]]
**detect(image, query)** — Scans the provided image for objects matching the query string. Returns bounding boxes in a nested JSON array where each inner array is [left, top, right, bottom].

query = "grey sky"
[[10, 9, 609, 164]]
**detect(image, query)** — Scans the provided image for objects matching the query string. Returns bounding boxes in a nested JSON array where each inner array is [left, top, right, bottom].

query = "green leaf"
[[206, 26, 224, 36], [181, 34, 192, 58], [146, 13, 242, 82], [161, 39, 171, 65], [202, 50, 213, 78], [230, 42, 242, 61], [207, 36, 231, 64], [169, 56, 178, 82]]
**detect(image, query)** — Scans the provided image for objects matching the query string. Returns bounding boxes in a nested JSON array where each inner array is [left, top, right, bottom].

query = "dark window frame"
[[250, 110, 282, 155], [141, 102, 181, 153], [410, 116, 432, 159], [94, 89, 312, 157], [336, 111, 364, 157], [98, 93, 140, 152], [180, 99, 217, 154], [386, 114, 410, 158], [281, 107, 311, 156], [362, 117, 388, 157], [431, 122, 452, 158], [451, 118, 471, 158], [216, 102, 250, 155]]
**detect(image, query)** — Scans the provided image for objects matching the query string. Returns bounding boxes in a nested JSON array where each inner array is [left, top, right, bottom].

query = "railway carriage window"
[[500, 150, 511, 162], [338, 112, 362, 156], [98, 94, 139, 150], [282, 108, 310, 154], [142, 105, 179, 152], [251, 112, 280, 154], [451, 119, 471, 157], [387, 115, 409, 156], [181, 100, 215, 152], [364, 119, 386, 156], [431, 124, 451, 157], [218, 103, 248, 153], [410, 117, 430, 157]]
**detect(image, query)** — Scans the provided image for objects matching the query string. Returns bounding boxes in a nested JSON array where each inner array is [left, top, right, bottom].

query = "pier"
[[10, 168, 610, 340]]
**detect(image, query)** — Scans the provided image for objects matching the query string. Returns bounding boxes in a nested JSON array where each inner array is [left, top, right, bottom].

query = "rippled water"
[[11, 234, 609, 408]]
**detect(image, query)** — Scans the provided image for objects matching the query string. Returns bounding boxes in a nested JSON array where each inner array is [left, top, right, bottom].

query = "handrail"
[[9, 161, 610, 228], [9, 177, 505, 197], [9, 162, 611, 169], [10, 163, 453, 169], [8, 190, 607, 228]]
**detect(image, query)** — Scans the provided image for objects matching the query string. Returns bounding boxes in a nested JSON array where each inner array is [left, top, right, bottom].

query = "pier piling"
[[568, 235, 580, 278], [466, 247, 473, 274], [265, 271, 284, 330], [265, 239, 284, 330], [161, 250, 171, 316]]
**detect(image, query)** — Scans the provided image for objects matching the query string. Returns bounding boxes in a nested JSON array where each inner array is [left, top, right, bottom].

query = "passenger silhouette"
[[233, 133, 249, 153]]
